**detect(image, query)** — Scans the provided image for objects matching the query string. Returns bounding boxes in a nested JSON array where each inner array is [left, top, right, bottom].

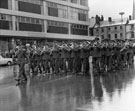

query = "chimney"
[[108, 17, 112, 22], [101, 15, 104, 21], [96, 15, 100, 25], [129, 15, 132, 20]]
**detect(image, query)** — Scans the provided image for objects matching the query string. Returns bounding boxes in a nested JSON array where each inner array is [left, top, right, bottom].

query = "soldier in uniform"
[[100, 42, 106, 73], [73, 42, 80, 75], [67, 42, 73, 73], [29, 45, 35, 75], [92, 42, 101, 76], [42, 43, 50, 75], [52, 42, 60, 74], [79, 41, 89, 76], [15, 42, 29, 83], [60, 42, 67, 73]]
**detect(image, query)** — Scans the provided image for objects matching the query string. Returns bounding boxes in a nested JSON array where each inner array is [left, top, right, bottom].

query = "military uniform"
[[52, 48, 59, 74], [16, 45, 28, 81], [92, 46, 101, 75]]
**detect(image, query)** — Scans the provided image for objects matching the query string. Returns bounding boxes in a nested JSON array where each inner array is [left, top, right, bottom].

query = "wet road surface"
[[0, 65, 135, 111]]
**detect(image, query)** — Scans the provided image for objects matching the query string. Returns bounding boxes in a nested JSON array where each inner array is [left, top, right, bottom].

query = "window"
[[114, 26, 117, 30], [0, 14, 12, 21], [0, 14, 6, 20], [31, 18, 35, 24], [16, 16, 44, 32], [47, 20, 68, 34], [131, 24, 134, 30], [0, 14, 12, 30], [26, 17, 30, 23], [101, 28, 104, 32], [120, 26, 122, 29], [21, 17, 25, 22], [120, 33, 123, 38], [108, 34, 111, 39], [17, 16, 43, 25], [96, 28, 99, 32], [108, 27, 110, 31], [80, 0, 88, 6], [0, 0, 8, 9], [48, 21, 68, 28], [70, 0, 78, 4], [18, 0, 43, 14], [131, 32, 134, 38], [71, 24, 88, 35], [115, 34, 117, 39], [47, 2, 68, 18], [70, 7, 88, 21]]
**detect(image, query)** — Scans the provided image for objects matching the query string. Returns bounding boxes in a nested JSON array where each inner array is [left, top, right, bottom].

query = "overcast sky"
[[88, 0, 133, 20]]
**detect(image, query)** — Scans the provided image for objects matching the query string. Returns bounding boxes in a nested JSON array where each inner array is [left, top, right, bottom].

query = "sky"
[[88, 0, 133, 20]]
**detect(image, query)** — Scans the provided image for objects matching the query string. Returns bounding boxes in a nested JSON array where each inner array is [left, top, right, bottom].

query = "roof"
[[94, 17, 135, 28]]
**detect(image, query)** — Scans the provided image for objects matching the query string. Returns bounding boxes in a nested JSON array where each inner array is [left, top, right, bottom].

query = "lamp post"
[[119, 12, 125, 23], [119, 12, 125, 40]]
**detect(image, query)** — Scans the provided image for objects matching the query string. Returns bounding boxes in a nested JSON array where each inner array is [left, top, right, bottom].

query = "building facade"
[[126, 20, 135, 39], [91, 17, 135, 40], [0, 0, 91, 53]]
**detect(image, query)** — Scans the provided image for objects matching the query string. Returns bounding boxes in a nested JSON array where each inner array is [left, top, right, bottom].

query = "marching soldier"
[[15, 43, 29, 83], [52, 42, 60, 74]]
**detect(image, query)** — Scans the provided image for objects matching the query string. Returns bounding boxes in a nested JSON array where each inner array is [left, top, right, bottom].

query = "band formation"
[[14, 38, 135, 83]]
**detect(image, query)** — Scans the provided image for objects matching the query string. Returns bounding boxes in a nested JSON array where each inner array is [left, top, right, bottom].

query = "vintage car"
[[0, 55, 13, 66]]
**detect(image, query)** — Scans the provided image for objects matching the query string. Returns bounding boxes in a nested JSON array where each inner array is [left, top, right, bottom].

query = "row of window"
[[71, 24, 88, 30], [100, 33, 123, 39], [0, 14, 12, 21], [17, 16, 44, 25], [0, 15, 88, 36], [0, 0, 88, 21], [96, 26, 123, 32], [47, 20, 68, 28], [47, 2, 88, 20]]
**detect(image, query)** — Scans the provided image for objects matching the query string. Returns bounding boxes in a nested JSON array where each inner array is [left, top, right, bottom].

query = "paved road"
[[0, 65, 135, 111]]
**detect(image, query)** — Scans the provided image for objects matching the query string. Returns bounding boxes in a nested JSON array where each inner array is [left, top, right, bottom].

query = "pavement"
[[0, 65, 135, 111]]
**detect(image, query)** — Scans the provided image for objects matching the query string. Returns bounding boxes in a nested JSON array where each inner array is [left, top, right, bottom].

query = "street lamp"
[[119, 12, 125, 23], [119, 12, 125, 40]]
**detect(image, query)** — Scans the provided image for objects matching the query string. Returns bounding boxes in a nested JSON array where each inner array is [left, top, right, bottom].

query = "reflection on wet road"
[[0, 66, 135, 111]]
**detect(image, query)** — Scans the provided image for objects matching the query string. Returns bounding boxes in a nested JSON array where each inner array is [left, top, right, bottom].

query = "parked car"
[[0, 55, 13, 66]]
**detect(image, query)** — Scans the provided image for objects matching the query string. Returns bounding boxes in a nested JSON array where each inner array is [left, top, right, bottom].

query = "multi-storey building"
[[0, 0, 91, 53], [126, 20, 135, 39], [90, 17, 135, 40]]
